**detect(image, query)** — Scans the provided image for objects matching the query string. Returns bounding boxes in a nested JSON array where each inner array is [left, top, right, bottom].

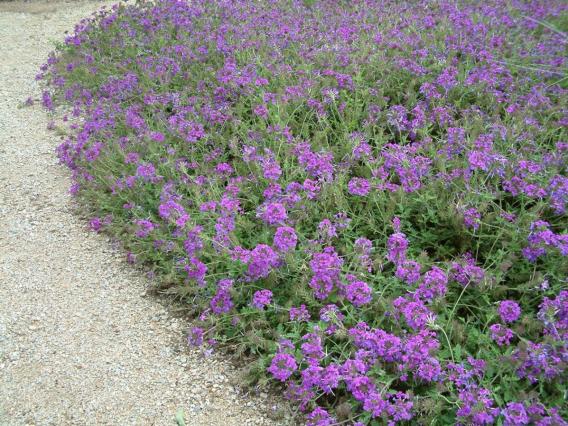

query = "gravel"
[[0, 2, 292, 425]]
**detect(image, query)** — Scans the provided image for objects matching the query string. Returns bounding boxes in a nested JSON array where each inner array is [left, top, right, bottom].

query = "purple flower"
[[498, 300, 521, 323], [322, 364, 343, 393], [512, 341, 565, 383], [303, 363, 341, 394], [341, 358, 369, 379], [343, 280, 372, 307], [89, 217, 102, 232], [489, 324, 514, 346], [392, 296, 434, 330], [537, 290, 567, 341], [306, 407, 335, 426], [387, 392, 414, 422], [348, 177, 371, 196], [217, 278, 234, 291], [501, 212, 516, 222], [320, 304, 345, 324], [136, 162, 156, 181], [262, 158, 282, 181], [402, 330, 440, 380], [386, 227, 409, 265], [273, 226, 297, 252], [363, 391, 388, 418], [183, 226, 204, 256], [125, 106, 146, 130], [252, 289, 272, 310], [416, 266, 448, 301], [124, 152, 140, 164], [184, 257, 207, 286], [301, 330, 324, 361], [468, 150, 492, 172], [352, 139, 373, 160], [395, 260, 422, 284], [247, 244, 279, 280], [354, 237, 373, 272], [502, 402, 529, 426], [258, 202, 287, 225], [464, 207, 481, 231], [188, 327, 204, 346], [149, 131, 165, 142], [263, 183, 282, 199], [43, 2, 568, 422], [456, 386, 499, 425], [42, 90, 53, 110], [451, 253, 485, 286], [215, 162, 233, 176], [210, 289, 233, 314], [285, 382, 316, 412], [268, 353, 297, 381], [158, 199, 186, 221], [126, 252, 136, 264], [309, 247, 343, 300], [290, 304, 310, 322], [346, 375, 376, 402], [199, 201, 216, 212], [318, 219, 337, 240], [303, 178, 321, 199], [416, 357, 442, 382], [253, 103, 269, 119], [295, 143, 334, 181], [134, 219, 155, 238], [522, 220, 567, 262], [333, 211, 351, 229]]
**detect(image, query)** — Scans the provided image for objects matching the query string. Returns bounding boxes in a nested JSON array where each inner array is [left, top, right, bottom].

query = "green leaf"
[[454, 344, 462, 361], [174, 408, 186, 426]]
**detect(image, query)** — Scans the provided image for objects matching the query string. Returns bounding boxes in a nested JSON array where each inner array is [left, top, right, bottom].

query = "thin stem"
[[447, 281, 470, 329]]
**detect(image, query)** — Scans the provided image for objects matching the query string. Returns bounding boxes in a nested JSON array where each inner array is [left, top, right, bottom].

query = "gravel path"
[[0, 2, 289, 425]]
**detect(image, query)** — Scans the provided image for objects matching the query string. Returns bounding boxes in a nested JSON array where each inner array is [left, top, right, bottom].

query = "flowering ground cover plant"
[[39, 0, 568, 424]]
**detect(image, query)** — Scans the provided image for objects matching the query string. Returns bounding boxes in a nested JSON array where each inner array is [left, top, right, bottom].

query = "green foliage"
[[41, 0, 567, 423]]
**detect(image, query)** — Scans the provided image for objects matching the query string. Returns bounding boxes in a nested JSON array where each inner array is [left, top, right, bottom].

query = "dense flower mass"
[[41, 0, 567, 424]]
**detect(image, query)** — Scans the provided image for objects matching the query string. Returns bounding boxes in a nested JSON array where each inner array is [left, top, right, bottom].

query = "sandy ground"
[[0, 2, 290, 425]]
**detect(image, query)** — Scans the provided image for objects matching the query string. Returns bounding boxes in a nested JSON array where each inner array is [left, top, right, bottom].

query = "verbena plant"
[[39, 0, 567, 424]]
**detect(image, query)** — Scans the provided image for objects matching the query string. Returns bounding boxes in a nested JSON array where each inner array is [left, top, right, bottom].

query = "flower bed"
[[40, 0, 567, 424]]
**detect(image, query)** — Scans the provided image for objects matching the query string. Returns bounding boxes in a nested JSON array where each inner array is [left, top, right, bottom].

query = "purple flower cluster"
[[354, 237, 373, 272], [290, 304, 310, 322], [416, 266, 448, 301], [252, 289, 273, 310], [274, 226, 297, 252], [184, 257, 207, 287], [457, 386, 500, 425], [342, 279, 372, 307], [347, 177, 371, 196], [210, 279, 234, 314], [134, 219, 155, 238], [41, 0, 568, 422], [309, 247, 343, 300], [246, 244, 279, 281], [538, 291, 568, 341], [257, 202, 287, 225], [498, 300, 522, 323], [489, 324, 514, 346], [386, 227, 409, 265], [268, 353, 297, 382], [512, 342, 566, 384], [522, 221, 568, 262]]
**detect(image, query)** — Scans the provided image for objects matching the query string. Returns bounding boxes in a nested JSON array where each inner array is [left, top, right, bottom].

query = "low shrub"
[[40, 0, 567, 424]]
